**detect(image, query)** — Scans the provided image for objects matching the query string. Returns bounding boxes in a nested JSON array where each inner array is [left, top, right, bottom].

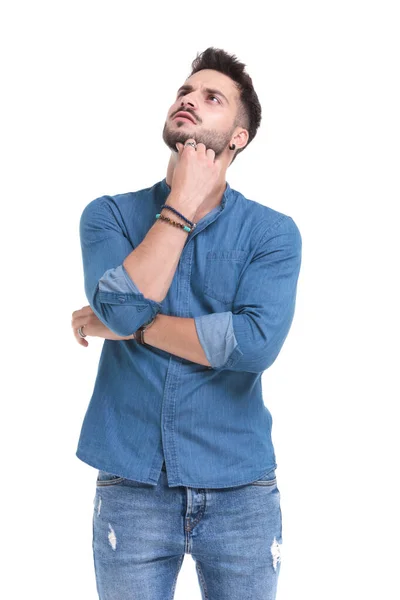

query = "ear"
[[231, 128, 249, 151]]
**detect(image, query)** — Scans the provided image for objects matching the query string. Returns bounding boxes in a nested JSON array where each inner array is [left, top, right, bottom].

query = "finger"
[[71, 307, 94, 328], [71, 313, 90, 329], [182, 138, 197, 152], [75, 305, 93, 317], [206, 147, 216, 160], [195, 142, 207, 154], [175, 140, 195, 154], [71, 318, 88, 333], [71, 307, 92, 323], [73, 327, 89, 347], [71, 313, 90, 338]]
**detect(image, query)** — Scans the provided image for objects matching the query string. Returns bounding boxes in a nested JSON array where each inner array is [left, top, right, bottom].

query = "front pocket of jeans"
[[203, 250, 248, 304], [96, 470, 126, 486]]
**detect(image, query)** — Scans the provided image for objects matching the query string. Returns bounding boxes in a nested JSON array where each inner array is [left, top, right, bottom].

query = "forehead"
[[178, 69, 238, 103]]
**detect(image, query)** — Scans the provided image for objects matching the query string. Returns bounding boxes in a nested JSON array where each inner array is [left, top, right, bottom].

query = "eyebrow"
[[176, 84, 230, 105]]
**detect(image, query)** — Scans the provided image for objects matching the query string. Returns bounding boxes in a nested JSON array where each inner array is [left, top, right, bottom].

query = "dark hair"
[[188, 47, 262, 164]]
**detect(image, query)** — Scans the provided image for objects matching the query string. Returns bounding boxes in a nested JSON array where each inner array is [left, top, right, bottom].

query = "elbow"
[[221, 336, 286, 373], [89, 285, 161, 338], [253, 345, 281, 372], [237, 345, 279, 373], [248, 331, 290, 372]]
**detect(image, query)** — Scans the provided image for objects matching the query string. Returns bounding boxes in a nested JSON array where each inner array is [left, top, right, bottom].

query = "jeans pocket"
[[96, 470, 126, 486], [249, 467, 277, 486]]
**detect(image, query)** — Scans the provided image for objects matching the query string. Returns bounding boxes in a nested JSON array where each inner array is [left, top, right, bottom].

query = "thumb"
[[175, 142, 183, 153]]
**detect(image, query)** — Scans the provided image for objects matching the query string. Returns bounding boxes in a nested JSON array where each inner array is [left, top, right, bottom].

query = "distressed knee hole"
[[270, 536, 282, 571], [108, 524, 117, 550]]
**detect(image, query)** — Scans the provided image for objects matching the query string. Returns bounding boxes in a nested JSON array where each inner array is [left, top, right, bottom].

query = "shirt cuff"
[[98, 264, 141, 294], [194, 311, 243, 369]]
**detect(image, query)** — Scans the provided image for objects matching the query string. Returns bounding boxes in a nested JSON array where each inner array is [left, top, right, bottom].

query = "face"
[[162, 69, 242, 159]]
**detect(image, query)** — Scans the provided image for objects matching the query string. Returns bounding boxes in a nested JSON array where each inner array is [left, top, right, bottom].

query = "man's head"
[[162, 47, 262, 166]]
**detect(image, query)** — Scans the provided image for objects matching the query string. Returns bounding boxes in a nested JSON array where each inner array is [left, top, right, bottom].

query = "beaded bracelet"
[[155, 213, 193, 233], [160, 204, 196, 228]]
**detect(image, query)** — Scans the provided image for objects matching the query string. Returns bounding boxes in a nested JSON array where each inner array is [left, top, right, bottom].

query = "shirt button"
[[118, 296, 126, 303]]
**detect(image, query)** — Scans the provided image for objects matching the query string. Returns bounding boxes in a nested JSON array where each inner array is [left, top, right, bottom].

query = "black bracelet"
[[135, 316, 156, 346], [160, 204, 196, 228]]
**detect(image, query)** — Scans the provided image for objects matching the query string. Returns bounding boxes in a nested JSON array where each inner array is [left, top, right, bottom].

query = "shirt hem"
[[76, 447, 277, 489], [75, 447, 159, 486]]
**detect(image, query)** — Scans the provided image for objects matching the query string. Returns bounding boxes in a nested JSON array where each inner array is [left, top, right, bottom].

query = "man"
[[71, 47, 302, 600]]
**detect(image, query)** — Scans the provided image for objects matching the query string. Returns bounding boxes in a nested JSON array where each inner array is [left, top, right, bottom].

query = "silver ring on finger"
[[184, 141, 197, 149], [78, 326, 87, 338]]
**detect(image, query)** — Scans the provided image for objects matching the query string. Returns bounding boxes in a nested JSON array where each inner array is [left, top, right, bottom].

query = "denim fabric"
[[76, 177, 302, 488], [99, 263, 141, 295], [92, 466, 282, 599], [98, 264, 240, 365]]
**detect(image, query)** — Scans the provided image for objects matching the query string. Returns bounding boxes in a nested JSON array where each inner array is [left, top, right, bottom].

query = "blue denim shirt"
[[76, 177, 302, 488]]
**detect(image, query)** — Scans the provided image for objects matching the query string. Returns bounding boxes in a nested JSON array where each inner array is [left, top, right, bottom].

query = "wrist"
[[135, 314, 158, 346], [159, 207, 189, 227], [165, 195, 197, 222]]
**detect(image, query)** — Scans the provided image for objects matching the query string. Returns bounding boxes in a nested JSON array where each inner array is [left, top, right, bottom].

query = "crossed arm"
[[71, 307, 211, 367], [74, 198, 302, 373]]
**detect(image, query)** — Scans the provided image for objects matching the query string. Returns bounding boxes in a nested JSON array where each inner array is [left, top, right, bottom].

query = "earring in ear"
[[229, 143, 236, 150]]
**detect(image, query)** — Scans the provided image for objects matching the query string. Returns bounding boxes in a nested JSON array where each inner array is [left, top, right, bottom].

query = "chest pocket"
[[203, 250, 248, 305]]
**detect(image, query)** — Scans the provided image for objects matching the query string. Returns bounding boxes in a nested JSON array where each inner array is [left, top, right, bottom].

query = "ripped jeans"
[[92, 463, 283, 600]]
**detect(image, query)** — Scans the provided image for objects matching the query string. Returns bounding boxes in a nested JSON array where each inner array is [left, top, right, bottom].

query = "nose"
[[178, 89, 196, 108], [181, 98, 195, 109]]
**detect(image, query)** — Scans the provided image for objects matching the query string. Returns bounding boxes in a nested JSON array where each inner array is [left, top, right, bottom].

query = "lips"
[[173, 112, 196, 124]]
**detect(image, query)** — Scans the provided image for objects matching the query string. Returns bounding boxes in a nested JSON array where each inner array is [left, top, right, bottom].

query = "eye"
[[176, 91, 220, 104]]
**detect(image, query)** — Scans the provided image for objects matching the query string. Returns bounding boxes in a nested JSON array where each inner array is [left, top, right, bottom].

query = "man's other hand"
[[71, 305, 134, 347]]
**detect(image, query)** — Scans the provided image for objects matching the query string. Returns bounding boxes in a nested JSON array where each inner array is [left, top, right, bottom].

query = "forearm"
[[143, 314, 211, 367], [122, 192, 197, 303]]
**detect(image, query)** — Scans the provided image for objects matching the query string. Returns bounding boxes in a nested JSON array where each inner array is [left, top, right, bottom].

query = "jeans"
[[92, 462, 283, 600]]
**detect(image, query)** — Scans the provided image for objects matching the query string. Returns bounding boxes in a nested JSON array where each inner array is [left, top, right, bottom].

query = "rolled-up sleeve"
[[194, 215, 302, 373], [98, 264, 141, 295], [194, 311, 243, 369], [80, 197, 162, 337]]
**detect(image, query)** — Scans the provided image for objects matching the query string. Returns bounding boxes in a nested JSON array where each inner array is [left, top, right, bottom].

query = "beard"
[[162, 121, 235, 158]]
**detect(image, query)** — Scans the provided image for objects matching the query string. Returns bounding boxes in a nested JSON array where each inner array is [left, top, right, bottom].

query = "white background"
[[1, 1, 399, 598]]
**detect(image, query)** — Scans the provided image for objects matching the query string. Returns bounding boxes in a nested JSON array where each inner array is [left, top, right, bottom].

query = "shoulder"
[[79, 191, 138, 241], [231, 188, 302, 245], [80, 180, 159, 215], [80, 180, 159, 227], [80, 191, 136, 219]]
